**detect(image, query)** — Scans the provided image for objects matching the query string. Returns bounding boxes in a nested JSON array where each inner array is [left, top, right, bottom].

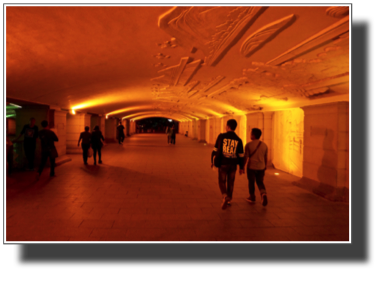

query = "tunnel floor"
[[6, 134, 349, 242]]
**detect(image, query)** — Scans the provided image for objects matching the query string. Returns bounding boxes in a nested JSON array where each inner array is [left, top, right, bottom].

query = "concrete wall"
[[188, 121, 192, 138], [272, 108, 304, 178], [195, 120, 199, 139], [181, 121, 190, 136], [123, 119, 129, 136], [84, 114, 91, 129], [215, 117, 222, 142], [262, 112, 274, 167], [191, 120, 198, 139], [239, 115, 247, 146], [100, 116, 106, 138], [90, 115, 100, 132], [298, 102, 349, 201], [207, 117, 215, 144], [183, 120, 199, 140], [128, 120, 136, 135], [105, 118, 117, 142], [198, 119, 206, 143]]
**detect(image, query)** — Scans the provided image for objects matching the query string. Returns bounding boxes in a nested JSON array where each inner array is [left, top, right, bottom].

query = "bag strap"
[[250, 141, 261, 157], [216, 134, 222, 154]]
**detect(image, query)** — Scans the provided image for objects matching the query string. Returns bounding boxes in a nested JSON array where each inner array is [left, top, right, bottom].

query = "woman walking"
[[91, 126, 105, 165]]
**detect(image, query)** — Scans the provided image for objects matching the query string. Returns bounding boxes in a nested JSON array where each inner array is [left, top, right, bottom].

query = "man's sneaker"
[[221, 197, 230, 210], [246, 196, 256, 203], [261, 194, 268, 206]]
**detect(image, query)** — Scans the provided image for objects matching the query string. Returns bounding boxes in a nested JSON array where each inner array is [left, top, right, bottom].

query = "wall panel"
[[272, 108, 304, 177]]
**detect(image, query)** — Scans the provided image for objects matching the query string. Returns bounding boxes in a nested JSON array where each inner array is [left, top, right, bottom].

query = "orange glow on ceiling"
[[106, 106, 144, 117], [7, 6, 349, 119], [121, 110, 199, 120], [122, 111, 192, 121], [71, 97, 117, 111]]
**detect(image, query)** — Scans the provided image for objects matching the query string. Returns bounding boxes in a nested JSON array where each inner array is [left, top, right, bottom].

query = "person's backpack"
[[214, 134, 223, 168]]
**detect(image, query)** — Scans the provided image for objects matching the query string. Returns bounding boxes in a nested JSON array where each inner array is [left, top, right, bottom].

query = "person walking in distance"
[[91, 125, 104, 165], [211, 119, 244, 209], [117, 121, 125, 144], [244, 128, 268, 206], [37, 120, 58, 179], [166, 124, 173, 144], [170, 124, 176, 145], [13, 117, 39, 171], [78, 126, 92, 165]]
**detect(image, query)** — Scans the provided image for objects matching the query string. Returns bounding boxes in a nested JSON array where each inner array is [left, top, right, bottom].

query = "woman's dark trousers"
[[92, 146, 102, 163], [82, 143, 90, 164]]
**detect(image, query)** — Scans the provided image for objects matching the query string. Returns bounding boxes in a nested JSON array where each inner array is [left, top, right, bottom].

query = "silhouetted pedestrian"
[[244, 128, 268, 206], [211, 119, 244, 209], [37, 120, 58, 179], [13, 117, 38, 171], [6, 136, 13, 176], [117, 121, 125, 144], [91, 125, 104, 165], [170, 124, 176, 145], [78, 126, 92, 165], [166, 125, 173, 144]]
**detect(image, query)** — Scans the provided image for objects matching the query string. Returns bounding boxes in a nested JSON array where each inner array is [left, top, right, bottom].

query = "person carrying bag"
[[87, 147, 93, 158], [244, 128, 268, 206], [213, 134, 223, 168], [211, 119, 245, 210]]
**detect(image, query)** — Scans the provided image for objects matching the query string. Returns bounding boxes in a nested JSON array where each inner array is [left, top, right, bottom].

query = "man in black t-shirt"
[[117, 121, 125, 144], [78, 126, 92, 165], [14, 117, 39, 170], [211, 119, 245, 209], [170, 124, 176, 145], [37, 120, 58, 178]]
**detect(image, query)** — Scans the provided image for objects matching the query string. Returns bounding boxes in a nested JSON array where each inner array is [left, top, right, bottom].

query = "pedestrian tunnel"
[[6, 5, 349, 201]]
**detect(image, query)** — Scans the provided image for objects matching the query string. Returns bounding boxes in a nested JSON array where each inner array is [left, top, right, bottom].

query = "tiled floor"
[[6, 134, 349, 242]]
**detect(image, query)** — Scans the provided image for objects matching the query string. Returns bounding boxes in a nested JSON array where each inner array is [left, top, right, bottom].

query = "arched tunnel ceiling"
[[6, 5, 349, 120]]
